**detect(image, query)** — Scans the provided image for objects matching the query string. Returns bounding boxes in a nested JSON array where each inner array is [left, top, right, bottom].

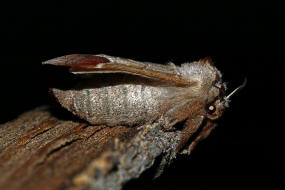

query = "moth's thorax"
[[180, 61, 217, 83], [178, 60, 227, 120], [179, 60, 224, 99]]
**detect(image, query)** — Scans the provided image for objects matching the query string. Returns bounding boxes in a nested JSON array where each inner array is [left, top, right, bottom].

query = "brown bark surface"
[[0, 106, 182, 190]]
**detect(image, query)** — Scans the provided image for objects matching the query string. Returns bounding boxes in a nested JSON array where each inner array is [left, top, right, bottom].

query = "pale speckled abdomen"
[[52, 84, 171, 126]]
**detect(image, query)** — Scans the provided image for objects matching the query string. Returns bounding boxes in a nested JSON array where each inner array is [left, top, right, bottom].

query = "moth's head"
[[206, 78, 247, 120]]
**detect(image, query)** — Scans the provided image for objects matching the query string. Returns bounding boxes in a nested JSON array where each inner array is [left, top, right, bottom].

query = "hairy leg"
[[175, 115, 205, 152], [163, 102, 204, 131], [181, 121, 216, 155]]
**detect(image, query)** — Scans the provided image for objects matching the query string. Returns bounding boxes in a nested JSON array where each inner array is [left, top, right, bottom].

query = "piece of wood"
[[0, 106, 184, 190]]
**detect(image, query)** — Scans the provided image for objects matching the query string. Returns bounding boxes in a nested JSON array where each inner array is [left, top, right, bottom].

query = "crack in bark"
[[46, 138, 80, 158]]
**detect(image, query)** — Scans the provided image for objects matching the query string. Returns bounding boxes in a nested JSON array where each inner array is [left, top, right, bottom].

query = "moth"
[[43, 54, 245, 154]]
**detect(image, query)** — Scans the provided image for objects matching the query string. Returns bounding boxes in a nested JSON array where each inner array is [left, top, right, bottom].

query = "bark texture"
[[0, 106, 182, 190]]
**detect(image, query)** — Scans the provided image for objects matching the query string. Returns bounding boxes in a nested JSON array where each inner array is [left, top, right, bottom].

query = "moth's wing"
[[43, 54, 195, 86]]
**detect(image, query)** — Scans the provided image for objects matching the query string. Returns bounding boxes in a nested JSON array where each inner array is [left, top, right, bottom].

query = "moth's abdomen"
[[51, 85, 167, 126]]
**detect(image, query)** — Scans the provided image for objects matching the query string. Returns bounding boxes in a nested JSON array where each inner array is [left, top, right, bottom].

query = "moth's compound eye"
[[207, 105, 216, 114]]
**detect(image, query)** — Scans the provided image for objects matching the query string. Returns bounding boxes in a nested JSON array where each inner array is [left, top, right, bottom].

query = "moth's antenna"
[[225, 78, 247, 100]]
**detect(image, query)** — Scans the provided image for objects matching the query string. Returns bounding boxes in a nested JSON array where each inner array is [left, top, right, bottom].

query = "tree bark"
[[0, 106, 182, 190]]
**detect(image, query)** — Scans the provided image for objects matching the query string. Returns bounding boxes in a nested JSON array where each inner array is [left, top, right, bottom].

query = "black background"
[[0, 1, 283, 189]]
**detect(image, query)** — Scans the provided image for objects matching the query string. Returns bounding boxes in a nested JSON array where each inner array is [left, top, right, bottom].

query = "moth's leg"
[[154, 101, 183, 130], [163, 102, 204, 131], [175, 115, 205, 152], [154, 102, 173, 123], [181, 121, 216, 155]]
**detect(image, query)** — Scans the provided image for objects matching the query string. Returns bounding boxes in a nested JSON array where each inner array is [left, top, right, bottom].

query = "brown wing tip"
[[42, 54, 90, 65], [42, 54, 110, 66]]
